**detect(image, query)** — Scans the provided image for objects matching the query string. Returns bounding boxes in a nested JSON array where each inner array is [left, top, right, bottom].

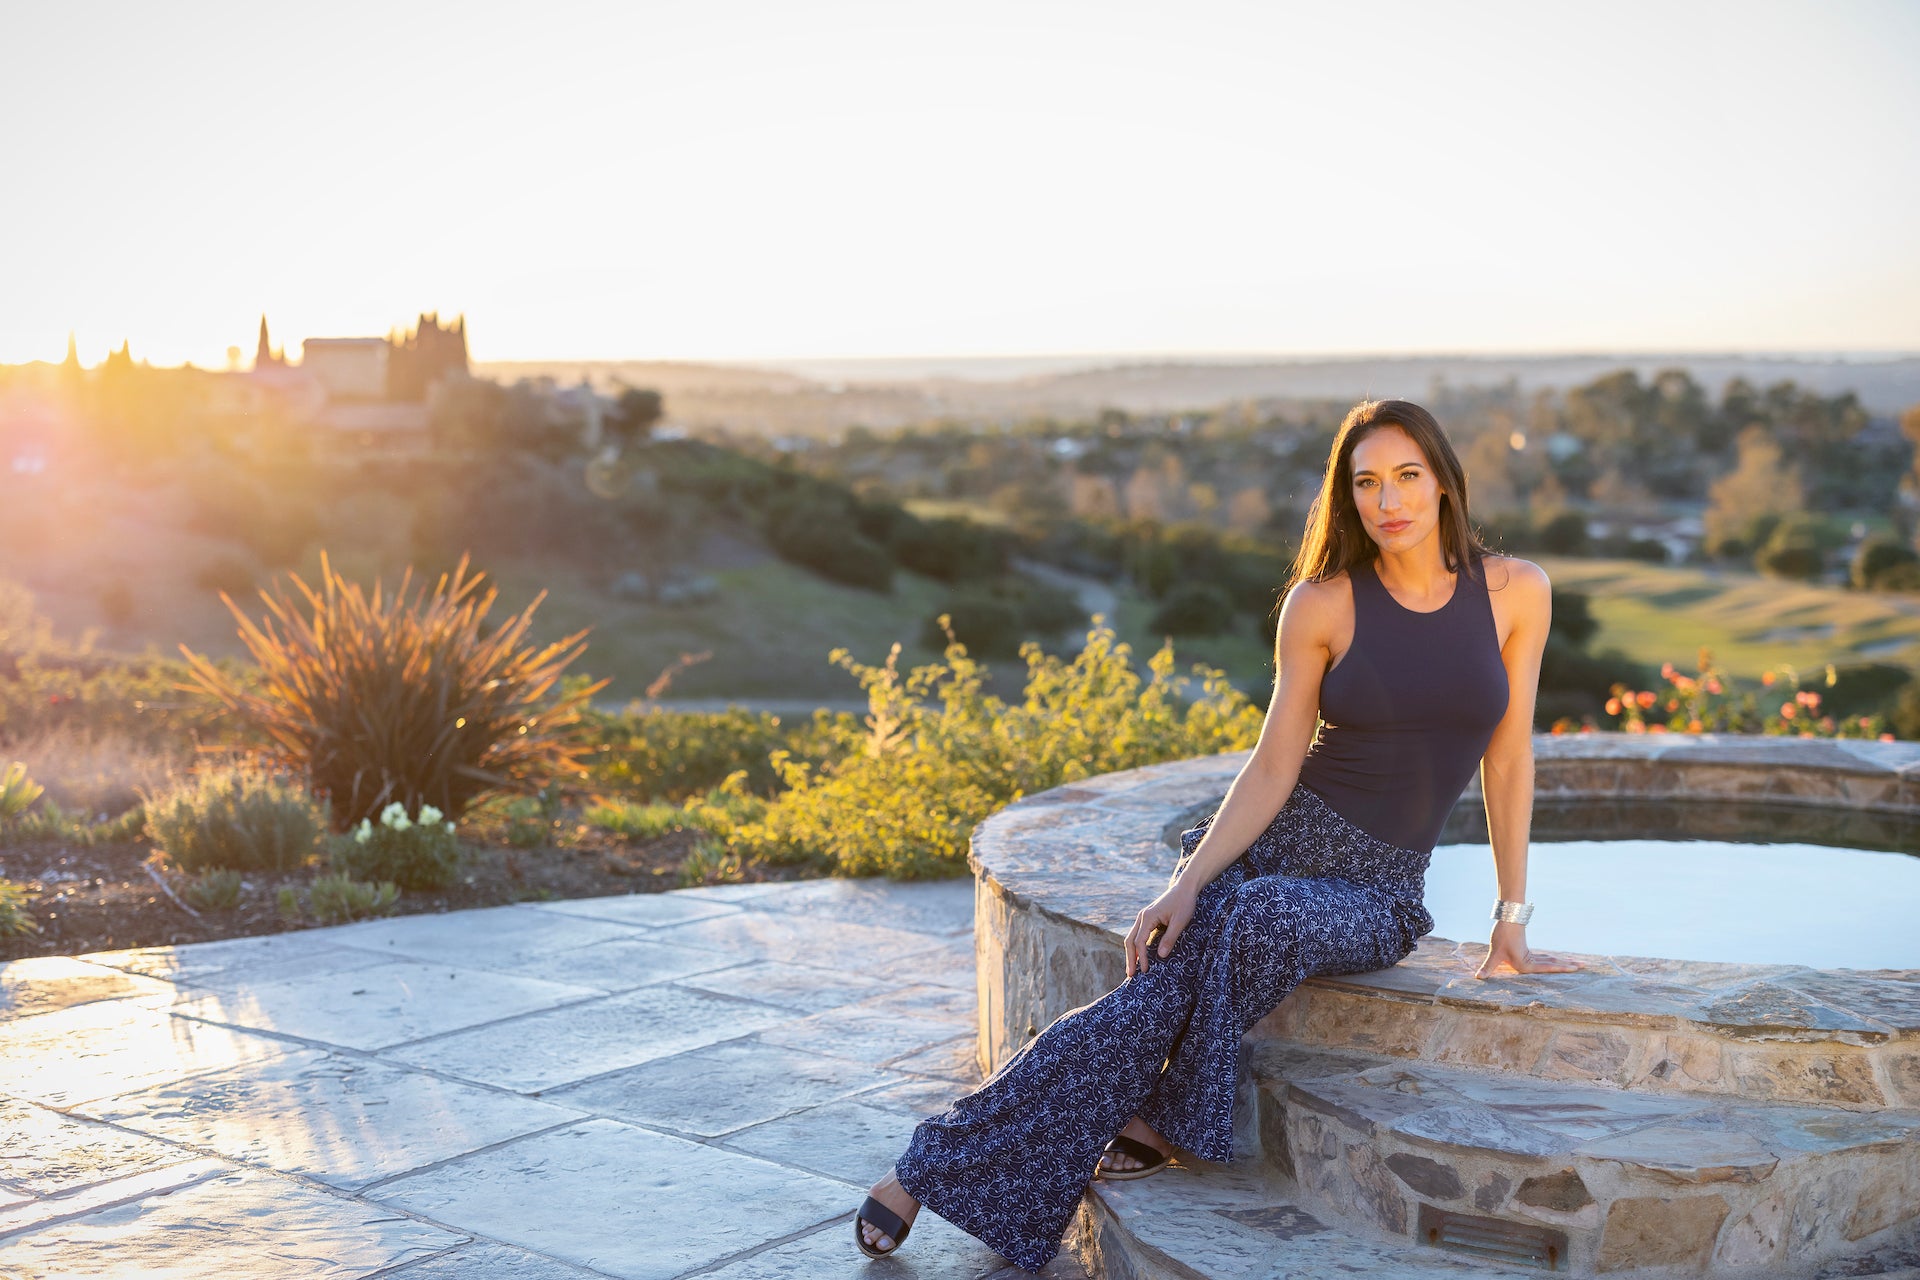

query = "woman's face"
[[1349, 425, 1445, 554]]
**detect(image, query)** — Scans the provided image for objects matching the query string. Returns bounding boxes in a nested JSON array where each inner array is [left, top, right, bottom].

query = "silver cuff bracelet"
[[1491, 899, 1534, 925]]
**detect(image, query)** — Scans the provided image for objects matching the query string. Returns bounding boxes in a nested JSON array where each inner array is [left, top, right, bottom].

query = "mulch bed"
[[0, 828, 814, 961]]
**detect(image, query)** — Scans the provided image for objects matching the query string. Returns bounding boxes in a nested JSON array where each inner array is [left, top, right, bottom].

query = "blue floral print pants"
[[893, 782, 1434, 1272]]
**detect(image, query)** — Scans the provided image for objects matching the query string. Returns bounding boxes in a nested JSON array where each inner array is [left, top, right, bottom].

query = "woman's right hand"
[[1125, 880, 1199, 978]]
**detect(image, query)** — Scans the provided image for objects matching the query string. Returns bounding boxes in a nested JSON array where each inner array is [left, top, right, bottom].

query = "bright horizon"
[[5, 0, 1918, 368]]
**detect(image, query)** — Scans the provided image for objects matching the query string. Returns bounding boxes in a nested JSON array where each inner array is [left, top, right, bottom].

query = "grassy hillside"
[[1537, 557, 1920, 679]]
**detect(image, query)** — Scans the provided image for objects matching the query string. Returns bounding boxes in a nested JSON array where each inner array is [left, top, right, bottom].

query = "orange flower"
[[1781, 703, 1797, 720], [1626, 720, 1646, 734], [1881, 733, 1896, 742], [1636, 691, 1657, 709], [1661, 662, 1677, 680], [1705, 678, 1723, 695], [1605, 697, 1622, 716], [1687, 719, 1704, 732], [1665, 699, 1679, 712], [1648, 723, 1668, 733], [1762, 671, 1777, 687]]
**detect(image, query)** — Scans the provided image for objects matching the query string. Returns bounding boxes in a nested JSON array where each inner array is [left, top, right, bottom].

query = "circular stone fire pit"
[[968, 733, 1920, 1279]]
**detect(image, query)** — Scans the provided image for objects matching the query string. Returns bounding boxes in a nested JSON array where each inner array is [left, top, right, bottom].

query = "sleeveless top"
[[1295, 551, 1509, 854]]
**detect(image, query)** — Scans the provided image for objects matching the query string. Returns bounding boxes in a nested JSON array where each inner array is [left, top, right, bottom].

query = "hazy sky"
[[4, 0, 1917, 365]]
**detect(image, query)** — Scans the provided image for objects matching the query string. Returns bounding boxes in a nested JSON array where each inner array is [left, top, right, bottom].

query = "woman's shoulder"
[[1284, 570, 1355, 610], [1479, 552, 1549, 595]]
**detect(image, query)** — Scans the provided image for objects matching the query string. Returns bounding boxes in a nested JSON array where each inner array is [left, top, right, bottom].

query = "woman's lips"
[[1378, 520, 1411, 533]]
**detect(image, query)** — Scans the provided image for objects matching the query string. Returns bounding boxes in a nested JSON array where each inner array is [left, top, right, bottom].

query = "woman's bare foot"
[[858, 1172, 920, 1253], [1098, 1116, 1172, 1174]]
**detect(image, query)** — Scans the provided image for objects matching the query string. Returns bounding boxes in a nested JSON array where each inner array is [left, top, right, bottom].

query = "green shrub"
[[308, 872, 399, 924], [689, 616, 1262, 878], [1148, 583, 1239, 636], [1756, 541, 1822, 580], [1, 799, 145, 848], [2, 580, 238, 751], [922, 591, 1022, 658], [330, 802, 461, 889], [1853, 534, 1920, 590], [678, 836, 744, 887], [1872, 561, 1920, 593], [275, 885, 301, 922], [184, 868, 244, 912], [1538, 511, 1591, 555], [892, 516, 1008, 582], [775, 518, 894, 591], [0, 878, 38, 936], [0, 762, 44, 820], [145, 767, 322, 873], [181, 553, 604, 827], [922, 578, 1088, 659], [583, 799, 685, 841], [579, 704, 845, 802], [499, 796, 551, 847]]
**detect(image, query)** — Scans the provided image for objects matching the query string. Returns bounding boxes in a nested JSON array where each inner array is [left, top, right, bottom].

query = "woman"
[[854, 398, 1578, 1271]]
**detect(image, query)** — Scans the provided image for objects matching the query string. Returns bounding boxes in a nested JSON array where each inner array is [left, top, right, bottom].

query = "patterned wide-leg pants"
[[893, 782, 1434, 1272]]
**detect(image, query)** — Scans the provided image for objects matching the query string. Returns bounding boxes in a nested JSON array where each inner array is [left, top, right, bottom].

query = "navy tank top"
[[1295, 551, 1509, 854]]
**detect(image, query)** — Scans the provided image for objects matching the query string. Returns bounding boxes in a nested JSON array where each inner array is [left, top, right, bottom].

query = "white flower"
[[444, 821, 456, 834], [381, 802, 411, 830], [354, 819, 373, 845], [419, 804, 443, 826]]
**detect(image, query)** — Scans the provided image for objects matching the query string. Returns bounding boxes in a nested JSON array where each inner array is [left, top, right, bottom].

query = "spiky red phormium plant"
[[181, 552, 606, 828]]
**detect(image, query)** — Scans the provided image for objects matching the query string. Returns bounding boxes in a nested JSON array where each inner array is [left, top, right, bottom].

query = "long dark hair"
[[1287, 398, 1491, 589]]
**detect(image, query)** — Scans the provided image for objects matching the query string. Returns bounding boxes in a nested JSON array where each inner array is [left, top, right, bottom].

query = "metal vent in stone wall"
[[1417, 1204, 1567, 1271]]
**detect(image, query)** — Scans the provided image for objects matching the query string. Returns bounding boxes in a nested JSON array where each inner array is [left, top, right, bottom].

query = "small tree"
[[1705, 426, 1803, 558], [606, 388, 665, 449]]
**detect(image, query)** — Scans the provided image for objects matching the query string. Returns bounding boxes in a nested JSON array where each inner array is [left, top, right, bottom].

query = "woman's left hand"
[[1474, 921, 1581, 979]]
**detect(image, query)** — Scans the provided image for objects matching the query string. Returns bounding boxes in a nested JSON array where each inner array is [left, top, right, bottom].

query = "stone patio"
[[0, 880, 1087, 1279]]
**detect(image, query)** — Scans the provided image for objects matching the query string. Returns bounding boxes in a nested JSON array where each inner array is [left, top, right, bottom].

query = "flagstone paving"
[[0, 879, 1087, 1279]]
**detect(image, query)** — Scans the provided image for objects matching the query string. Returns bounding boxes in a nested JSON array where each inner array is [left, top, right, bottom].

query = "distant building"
[[253, 315, 287, 372], [300, 337, 389, 401], [225, 312, 467, 443], [387, 313, 468, 401]]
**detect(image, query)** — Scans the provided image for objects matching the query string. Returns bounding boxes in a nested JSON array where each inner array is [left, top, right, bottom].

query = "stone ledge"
[[971, 738, 1920, 1107], [1251, 1042, 1920, 1275], [976, 736, 1920, 1276]]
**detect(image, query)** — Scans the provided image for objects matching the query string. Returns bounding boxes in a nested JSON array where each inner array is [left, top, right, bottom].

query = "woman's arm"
[[1123, 579, 1334, 977], [1474, 558, 1579, 978]]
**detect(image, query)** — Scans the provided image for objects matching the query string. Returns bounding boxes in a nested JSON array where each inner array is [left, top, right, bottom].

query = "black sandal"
[[854, 1195, 914, 1258], [1096, 1134, 1172, 1181]]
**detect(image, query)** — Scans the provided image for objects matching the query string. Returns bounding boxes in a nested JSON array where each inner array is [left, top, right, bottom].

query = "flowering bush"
[[682, 617, 1264, 879], [329, 801, 461, 890], [1597, 649, 1894, 740]]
